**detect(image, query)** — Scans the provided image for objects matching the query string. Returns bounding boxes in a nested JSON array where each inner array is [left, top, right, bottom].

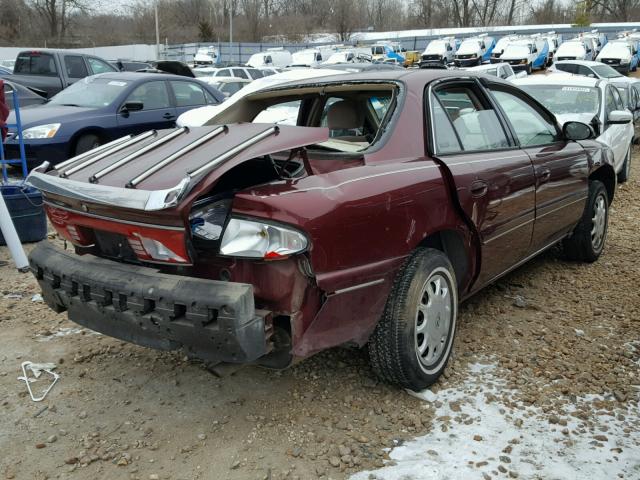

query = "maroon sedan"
[[27, 70, 615, 390]]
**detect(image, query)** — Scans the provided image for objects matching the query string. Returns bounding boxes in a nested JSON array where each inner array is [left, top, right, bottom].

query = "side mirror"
[[563, 121, 594, 140], [607, 110, 633, 124], [533, 48, 538, 53], [120, 101, 143, 114]]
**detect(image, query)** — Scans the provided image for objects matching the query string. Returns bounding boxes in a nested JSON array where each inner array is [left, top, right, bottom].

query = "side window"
[[248, 68, 264, 79], [430, 92, 462, 154], [605, 87, 618, 115], [125, 81, 171, 110], [64, 56, 88, 79], [170, 81, 207, 107], [555, 63, 576, 74], [611, 87, 624, 110], [577, 65, 595, 77], [491, 89, 559, 146], [204, 88, 219, 104], [232, 68, 248, 79], [215, 68, 230, 77], [87, 57, 116, 75], [434, 85, 510, 151]]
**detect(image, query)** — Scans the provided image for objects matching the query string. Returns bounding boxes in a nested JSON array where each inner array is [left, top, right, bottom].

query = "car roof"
[[513, 72, 601, 87], [208, 77, 252, 83], [466, 63, 504, 71], [91, 72, 198, 82]]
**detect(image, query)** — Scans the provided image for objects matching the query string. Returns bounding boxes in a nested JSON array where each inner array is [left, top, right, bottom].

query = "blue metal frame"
[[0, 87, 28, 183]]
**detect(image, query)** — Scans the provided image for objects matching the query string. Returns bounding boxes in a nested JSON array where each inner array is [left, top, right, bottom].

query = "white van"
[[555, 39, 593, 61], [246, 48, 292, 68], [420, 37, 457, 66], [499, 37, 549, 73], [291, 48, 335, 67], [490, 35, 519, 63]]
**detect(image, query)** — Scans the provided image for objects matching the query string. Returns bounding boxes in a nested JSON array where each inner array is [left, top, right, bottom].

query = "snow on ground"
[[352, 362, 640, 480]]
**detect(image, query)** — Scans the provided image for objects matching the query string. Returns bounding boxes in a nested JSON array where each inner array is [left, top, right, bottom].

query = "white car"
[[200, 77, 252, 98], [466, 63, 525, 81], [192, 66, 266, 81], [550, 60, 628, 80], [555, 39, 594, 61], [596, 40, 638, 74], [514, 74, 634, 182], [177, 68, 347, 127]]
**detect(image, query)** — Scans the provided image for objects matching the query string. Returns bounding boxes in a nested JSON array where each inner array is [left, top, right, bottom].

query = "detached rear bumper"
[[29, 242, 271, 363]]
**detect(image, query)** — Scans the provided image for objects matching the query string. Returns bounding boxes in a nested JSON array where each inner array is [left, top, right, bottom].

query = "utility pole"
[[155, 3, 161, 60], [229, 1, 234, 63]]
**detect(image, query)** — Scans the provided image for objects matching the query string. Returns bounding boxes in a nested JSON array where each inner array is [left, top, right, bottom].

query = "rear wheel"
[[563, 180, 608, 263], [368, 248, 458, 391], [74, 133, 101, 156], [617, 144, 632, 183]]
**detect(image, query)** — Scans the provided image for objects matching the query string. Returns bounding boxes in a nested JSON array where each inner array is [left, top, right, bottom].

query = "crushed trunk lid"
[[27, 123, 329, 211]]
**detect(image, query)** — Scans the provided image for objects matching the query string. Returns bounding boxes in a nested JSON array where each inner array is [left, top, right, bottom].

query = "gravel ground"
[[0, 150, 638, 480]]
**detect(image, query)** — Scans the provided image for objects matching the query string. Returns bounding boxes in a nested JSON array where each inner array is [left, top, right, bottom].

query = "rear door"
[[601, 84, 630, 171], [62, 55, 88, 88], [428, 79, 536, 287], [487, 83, 589, 252], [169, 80, 216, 118], [116, 80, 176, 134]]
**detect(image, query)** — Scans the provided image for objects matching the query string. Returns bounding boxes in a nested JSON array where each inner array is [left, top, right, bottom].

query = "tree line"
[[0, 0, 638, 48]]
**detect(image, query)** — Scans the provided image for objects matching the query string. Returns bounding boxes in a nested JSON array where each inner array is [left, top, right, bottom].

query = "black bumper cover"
[[29, 242, 271, 363]]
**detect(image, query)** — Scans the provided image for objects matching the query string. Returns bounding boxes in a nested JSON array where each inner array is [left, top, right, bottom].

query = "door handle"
[[537, 167, 551, 183], [470, 180, 488, 197], [163, 113, 175, 119]]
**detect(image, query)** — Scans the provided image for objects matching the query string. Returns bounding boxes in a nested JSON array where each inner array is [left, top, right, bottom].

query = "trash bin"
[[0, 184, 46, 245]]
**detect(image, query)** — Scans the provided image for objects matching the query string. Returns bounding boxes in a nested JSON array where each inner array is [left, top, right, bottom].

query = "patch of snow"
[[36, 327, 98, 341], [352, 362, 640, 480]]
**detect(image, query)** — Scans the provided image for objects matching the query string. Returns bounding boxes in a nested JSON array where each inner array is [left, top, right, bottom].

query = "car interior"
[[206, 84, 397, 153]]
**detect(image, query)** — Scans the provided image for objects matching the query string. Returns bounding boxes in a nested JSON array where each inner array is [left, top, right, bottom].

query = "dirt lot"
[[1, 151, 639, 480]]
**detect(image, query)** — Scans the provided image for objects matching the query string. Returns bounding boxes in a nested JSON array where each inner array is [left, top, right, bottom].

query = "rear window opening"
[[205, 83, 399, 153], [14, 52, 58, 76]]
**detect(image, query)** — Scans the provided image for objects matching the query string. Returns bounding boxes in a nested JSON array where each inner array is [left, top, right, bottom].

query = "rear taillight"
[[45, 205, 191, 265], [127, 234, 188, 263]]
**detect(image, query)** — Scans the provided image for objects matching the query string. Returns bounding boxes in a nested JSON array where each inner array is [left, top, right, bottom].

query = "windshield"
[[425, 41, 446, 53], [519, 84, 600, 115], [459, 40, 480, 52], [592, 64, 623, 78], [558, 42, 584, 55], [503, 45, 531, 57], [372, 46, 385, 55], [615, 86, 629, 105], [48, 76, 129, 108]]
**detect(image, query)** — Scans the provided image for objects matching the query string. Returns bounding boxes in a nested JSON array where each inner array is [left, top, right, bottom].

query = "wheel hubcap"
[[591, 194, 607, 251], [415, 273, 453, 369]]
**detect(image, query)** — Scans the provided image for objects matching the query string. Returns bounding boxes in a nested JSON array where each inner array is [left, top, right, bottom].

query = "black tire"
[[617, 145, 631, 183], [477, 58, 482, 66], [526, 63, 532, 74], [563, 180, 609, 263], [74, 133, 101, 156], [368, 248, 458, 391]]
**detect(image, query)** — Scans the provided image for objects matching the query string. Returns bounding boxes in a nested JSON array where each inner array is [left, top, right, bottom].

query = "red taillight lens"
[[44, 205, 191, 264]]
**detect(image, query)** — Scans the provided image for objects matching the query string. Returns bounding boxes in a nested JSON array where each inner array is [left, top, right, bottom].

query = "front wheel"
[[563, 180, 609, 263], [526, 63, 532, 74], [368, 248, 458, 391], [74, 133, 101, 156]]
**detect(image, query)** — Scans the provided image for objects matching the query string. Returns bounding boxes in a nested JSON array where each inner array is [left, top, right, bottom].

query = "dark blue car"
[[3, 72, 224, 166]]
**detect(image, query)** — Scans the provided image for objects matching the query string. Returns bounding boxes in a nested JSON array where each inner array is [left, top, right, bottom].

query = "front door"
[[116, 80, 177, 136], [428, 81, 536, 287], [601, 85, 630, 172], [487, 85, 589, 252]]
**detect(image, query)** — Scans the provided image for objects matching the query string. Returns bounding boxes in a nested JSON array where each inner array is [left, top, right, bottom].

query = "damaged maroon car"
[[27, 70, 616, 390]]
